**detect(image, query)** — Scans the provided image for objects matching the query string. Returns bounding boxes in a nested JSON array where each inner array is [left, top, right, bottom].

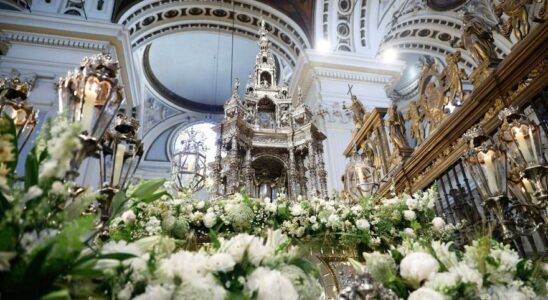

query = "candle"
[[81, 98, 95, 134], [187, 156, 195, 172], [112, 143, 126, 187], [521, 178, 538, 203], [481, 151, 499, 195], [513, 128, 534, 163], [81, 81, 98, 133]]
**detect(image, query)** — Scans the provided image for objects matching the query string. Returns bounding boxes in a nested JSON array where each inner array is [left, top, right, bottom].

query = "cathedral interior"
[[0, 0, 547, 299]]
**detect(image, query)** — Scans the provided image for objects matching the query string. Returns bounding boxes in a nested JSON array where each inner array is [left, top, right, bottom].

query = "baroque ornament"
[[212, 20, 328, 199]]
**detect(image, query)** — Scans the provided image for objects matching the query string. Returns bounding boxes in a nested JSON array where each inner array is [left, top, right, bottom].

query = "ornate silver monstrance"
[[211, 20, 327, 199]]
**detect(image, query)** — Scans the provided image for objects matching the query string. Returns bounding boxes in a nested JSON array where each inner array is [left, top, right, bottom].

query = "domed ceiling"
[[144, 31, 261, 113]]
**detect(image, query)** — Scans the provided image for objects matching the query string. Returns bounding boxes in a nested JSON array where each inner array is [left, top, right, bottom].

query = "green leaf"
[[0, 225, 18, 251], [40, 289, 70, 300], [1, 114, 18, 172], [24, 149, 39, 190], [138, 191, 171, 203], [0, 191, 12, 223], [109, 190, 127, 218], [209, 229, 221, 249], [130, 178, 165, 201], [41, 215, 94, 275]]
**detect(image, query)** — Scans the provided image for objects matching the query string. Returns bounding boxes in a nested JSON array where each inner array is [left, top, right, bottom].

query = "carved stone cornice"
[[378, 21, 548, 196], [1, 30, 109, 52]]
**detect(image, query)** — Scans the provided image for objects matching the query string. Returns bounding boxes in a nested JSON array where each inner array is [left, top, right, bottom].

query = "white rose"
[[404, 228, 416, 239], [408, 287, 444, 300], [196, 201, 205, 209], [400, 252, 440, 287], [297, 195, 303, 201], [203, 212, 217, 228], [245, 267, 298, 300], [356, 219, 370, 231], [207, 253, 236, 272], [264, 197, 271, 203], [309, 216, 317, 224], [311, 223, 320, 231], [122, 210, 137, 225], [432, 217, 446, 232], [403, 210, 416, 221]]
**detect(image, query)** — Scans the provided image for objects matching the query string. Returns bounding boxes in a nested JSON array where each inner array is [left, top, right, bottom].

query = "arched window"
[[259, 71, 272, 87]]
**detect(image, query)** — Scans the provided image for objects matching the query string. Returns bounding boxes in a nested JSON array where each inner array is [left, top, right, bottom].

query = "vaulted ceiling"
[[112, 0, 315, 42]]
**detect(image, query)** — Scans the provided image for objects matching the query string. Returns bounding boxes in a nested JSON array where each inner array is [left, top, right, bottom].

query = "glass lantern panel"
[[92, 88, 122, 140], [474, 148, 507, 197]]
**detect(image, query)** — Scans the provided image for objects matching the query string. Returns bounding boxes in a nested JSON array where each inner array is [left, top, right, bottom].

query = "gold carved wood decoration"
[[377, 21, 548, 196]]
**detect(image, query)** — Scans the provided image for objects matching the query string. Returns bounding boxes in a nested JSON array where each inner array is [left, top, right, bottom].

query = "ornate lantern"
[[171, 127, 207, 193], [498, 107, 547, 203], [58, 53, 124, 175], [462, 126, 513, 240], [344, 149, 378, 200], [0, 77, 37, 150], [97, 113, 143, 234], [100, 114, 143, 191]]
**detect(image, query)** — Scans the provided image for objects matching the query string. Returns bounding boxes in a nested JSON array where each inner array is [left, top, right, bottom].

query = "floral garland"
[[109, 186, 457, 253]]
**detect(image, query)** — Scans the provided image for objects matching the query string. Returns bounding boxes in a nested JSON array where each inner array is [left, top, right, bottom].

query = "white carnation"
[[400, 252, 440, 287]]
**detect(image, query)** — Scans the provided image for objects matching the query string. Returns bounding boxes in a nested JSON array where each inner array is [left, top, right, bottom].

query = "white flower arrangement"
[[98, 230, 320, 300]]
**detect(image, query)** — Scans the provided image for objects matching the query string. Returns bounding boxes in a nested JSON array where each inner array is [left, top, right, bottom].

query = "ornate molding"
[[1, 30, 110, 52], [117, 0, 310, 67], [313, 68, 394, 85], [143, 97, 180, 134]]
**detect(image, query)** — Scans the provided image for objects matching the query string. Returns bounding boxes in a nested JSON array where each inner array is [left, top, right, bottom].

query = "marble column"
[[244, 147, 253, 196], [228, 136, 239, 194], [297, 154, 308, 197], [308, 142, 318, 197], [288, 147, 297, 198], [316, 142, 328, 198], [213, 136, 223, 196]]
